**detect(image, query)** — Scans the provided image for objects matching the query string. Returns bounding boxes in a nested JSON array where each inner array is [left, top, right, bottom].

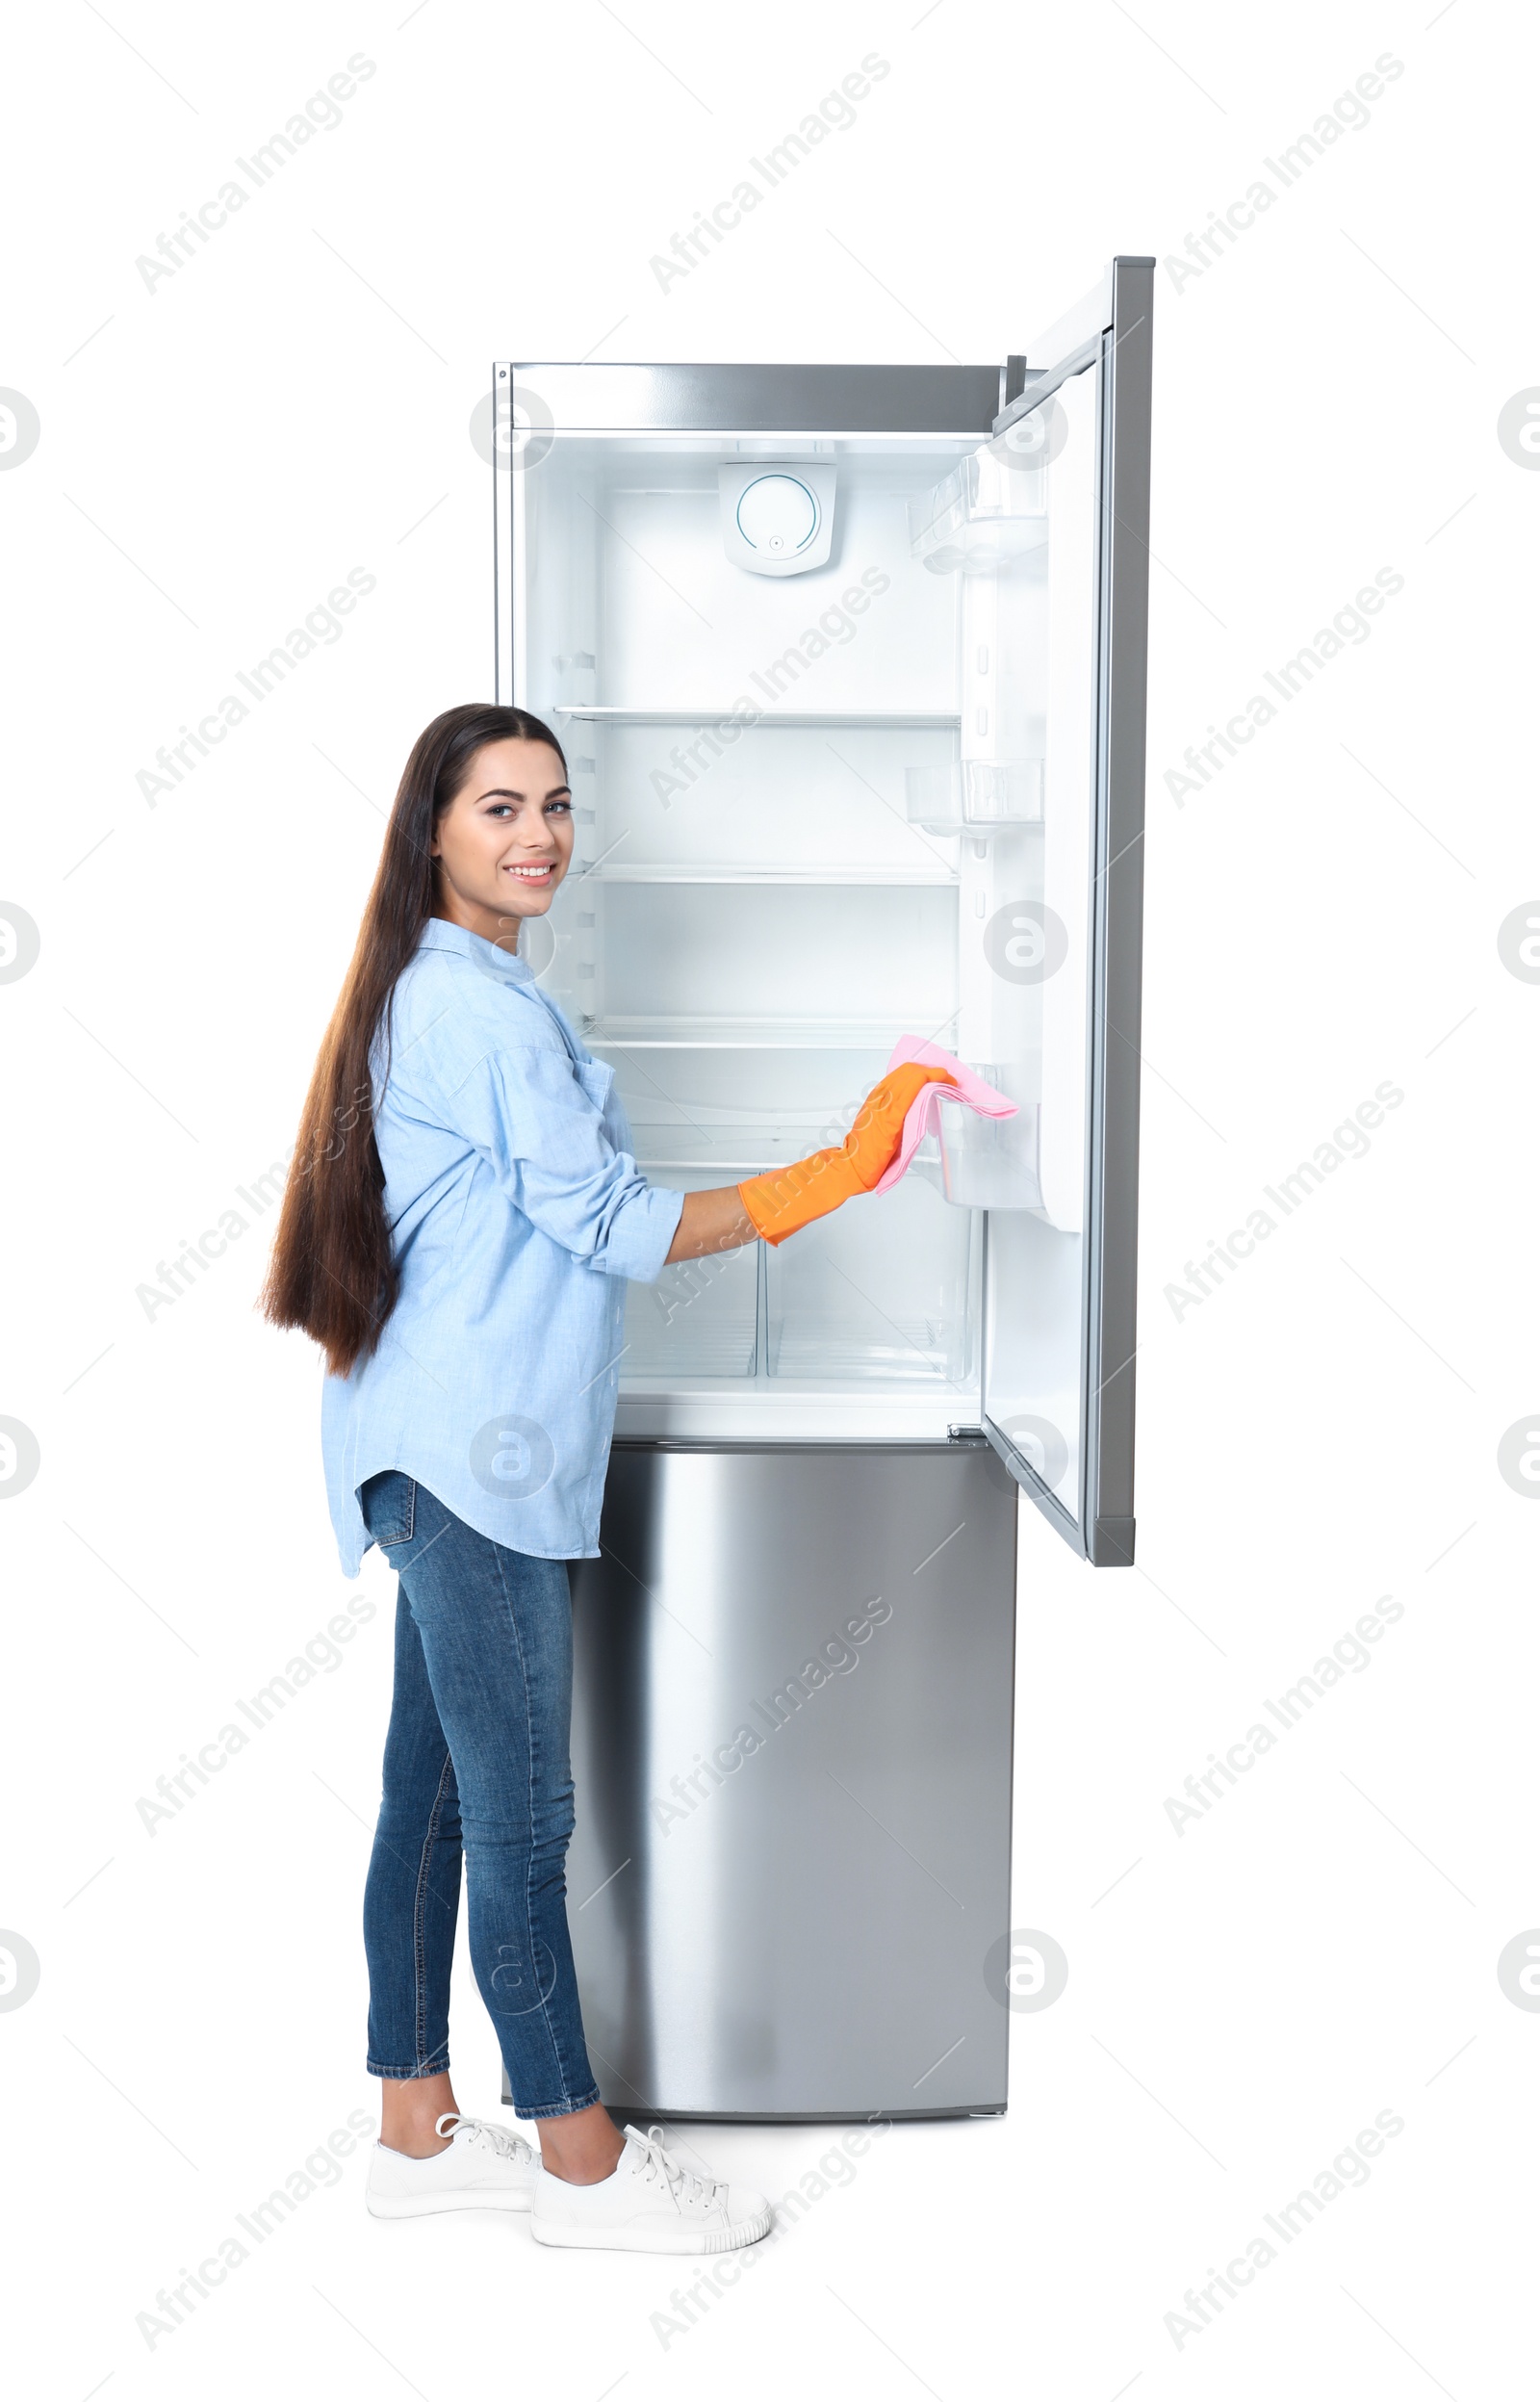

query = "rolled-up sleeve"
[[444, 1044, 683, 1282]]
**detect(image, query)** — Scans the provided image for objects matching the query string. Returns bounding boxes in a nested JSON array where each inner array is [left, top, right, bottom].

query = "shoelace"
[[435, 2112, 532, 2161], [623, 2122, 724, 2213]]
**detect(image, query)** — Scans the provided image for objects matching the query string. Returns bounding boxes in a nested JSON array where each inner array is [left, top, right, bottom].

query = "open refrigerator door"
[[971, 263, 1153, 1564]]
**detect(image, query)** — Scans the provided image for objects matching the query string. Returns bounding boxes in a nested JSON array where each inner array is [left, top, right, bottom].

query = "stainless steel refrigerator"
[[491, 258, 1152, 2120]]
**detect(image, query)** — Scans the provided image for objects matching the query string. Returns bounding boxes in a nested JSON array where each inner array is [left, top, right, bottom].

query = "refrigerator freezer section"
[[556, 1441, 1017, 2120]]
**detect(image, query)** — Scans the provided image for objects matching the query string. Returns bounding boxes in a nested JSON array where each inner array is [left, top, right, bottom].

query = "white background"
[[2, 1, 1535, 2394]]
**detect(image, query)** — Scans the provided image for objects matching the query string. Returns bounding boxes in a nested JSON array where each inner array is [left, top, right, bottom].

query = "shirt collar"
[[418, 917, 536, 984]]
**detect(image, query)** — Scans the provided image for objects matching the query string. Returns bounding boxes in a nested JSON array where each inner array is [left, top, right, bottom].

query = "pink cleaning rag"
[[872, 1037, 1017, 1194]]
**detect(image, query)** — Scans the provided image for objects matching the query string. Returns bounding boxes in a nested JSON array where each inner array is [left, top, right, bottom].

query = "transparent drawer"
[[906, 759, 1044, 834], [909, 446, 1048, 574], [766, 1175, 974, 1382], [624, 1174, 758, 1377]]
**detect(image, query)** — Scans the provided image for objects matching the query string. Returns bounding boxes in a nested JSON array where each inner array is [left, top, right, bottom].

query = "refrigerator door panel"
[[554, 1441, 1017, 2119], [977, 259, 1152, 1567]]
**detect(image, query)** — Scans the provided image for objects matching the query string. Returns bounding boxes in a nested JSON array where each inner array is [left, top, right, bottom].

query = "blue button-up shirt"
[[321, 917, 684, 1573]]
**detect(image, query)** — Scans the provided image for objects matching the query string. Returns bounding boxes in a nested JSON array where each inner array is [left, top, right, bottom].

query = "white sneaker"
[[531, 2122, 772, 2256], [365, 2112, 537, 2217]]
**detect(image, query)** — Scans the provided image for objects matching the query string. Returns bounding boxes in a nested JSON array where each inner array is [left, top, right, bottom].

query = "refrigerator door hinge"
[[947, 1423, 987, 1442]]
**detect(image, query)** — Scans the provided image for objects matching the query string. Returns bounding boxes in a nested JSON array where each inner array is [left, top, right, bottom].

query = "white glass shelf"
[[553, 706, 960, 729], [638, 1157, 780, 1174], [631, 1122, 834, 1172], [580, 863, 957, 886], [585, 1014, 957, 1050]]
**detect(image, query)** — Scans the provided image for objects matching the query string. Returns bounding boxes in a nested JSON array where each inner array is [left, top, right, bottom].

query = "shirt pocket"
[[576, 1058, 616, 1111], [553, 1050, 642, 1180], [578, 1055, 640, 1159]]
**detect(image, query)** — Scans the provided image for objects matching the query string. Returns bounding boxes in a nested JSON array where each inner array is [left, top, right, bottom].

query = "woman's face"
[[430, 738, 575, 946]]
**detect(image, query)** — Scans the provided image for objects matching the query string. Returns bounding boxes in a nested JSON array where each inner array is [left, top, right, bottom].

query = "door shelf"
[[937, 1100, 1043, 1211], [909, 448, 1049, 573], [906, 760, 1044, 833], [555, 706, 962, 729]]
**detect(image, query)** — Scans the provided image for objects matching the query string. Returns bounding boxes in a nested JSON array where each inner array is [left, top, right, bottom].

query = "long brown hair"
[[261, 702, 567, 1378]]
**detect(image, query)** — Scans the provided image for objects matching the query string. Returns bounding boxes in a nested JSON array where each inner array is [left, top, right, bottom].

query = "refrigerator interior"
[[511, 379, 1098, 1503]]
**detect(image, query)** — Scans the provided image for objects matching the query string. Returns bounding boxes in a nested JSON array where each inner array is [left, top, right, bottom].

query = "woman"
[[262, 702, 949, 2255]]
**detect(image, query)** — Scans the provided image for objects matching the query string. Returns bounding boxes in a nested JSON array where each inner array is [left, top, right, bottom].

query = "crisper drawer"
[[765, 1174, 977, 1382], [622, 1171, 758, 1378], [624, 1162, 979, 1387]]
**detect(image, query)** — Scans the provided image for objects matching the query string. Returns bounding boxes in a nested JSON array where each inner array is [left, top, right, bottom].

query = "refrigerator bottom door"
[[547, 1440, 1017, 2120]]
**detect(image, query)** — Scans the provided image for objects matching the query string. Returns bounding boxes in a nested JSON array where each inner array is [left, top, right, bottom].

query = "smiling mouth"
[[504, 863, 555, 880]]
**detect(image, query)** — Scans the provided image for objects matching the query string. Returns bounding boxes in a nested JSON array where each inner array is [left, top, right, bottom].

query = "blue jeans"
[[359, 1472, 601, 2120]]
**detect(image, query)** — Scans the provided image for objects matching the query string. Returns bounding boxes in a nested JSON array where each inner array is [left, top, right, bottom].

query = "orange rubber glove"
[[738, 1063, 957, 1246]]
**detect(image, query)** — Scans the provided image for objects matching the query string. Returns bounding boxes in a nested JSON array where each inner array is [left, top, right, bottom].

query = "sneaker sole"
[[529, 2205, 773, 2256], [367, 2187, 533, 2218]]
